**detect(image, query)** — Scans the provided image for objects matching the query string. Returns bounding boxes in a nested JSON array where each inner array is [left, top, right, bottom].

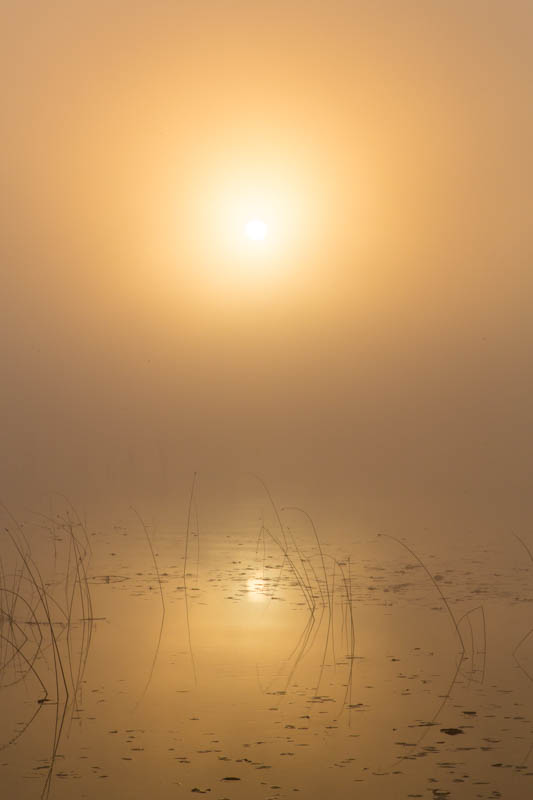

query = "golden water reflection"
[[246, 574, 268, 601], [1, 507, 533, 800]]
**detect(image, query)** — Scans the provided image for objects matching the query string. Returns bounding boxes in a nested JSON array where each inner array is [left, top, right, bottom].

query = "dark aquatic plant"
[[0, 502, 94, 800]]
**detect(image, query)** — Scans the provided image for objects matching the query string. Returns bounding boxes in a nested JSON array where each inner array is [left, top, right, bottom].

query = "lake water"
[[1, 500, 533, 799]]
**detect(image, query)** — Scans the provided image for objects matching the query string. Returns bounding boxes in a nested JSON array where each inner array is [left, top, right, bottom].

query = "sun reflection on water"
[[246, 575, 267, 601]]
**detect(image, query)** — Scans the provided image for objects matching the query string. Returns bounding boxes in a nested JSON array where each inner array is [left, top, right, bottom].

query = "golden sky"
[[2, 1, 532, 534]]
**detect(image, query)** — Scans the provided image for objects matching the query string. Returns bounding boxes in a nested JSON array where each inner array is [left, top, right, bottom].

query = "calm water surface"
[[1, 507, 532, 799]]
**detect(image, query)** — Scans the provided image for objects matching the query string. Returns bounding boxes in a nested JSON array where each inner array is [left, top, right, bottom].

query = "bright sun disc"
[[244, 218, 268, 241]]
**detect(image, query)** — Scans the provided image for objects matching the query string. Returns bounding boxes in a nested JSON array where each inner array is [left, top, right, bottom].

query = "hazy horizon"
[[3, 1, 533, 539]]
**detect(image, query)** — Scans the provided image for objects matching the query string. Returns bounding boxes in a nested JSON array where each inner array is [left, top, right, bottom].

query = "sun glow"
[[156, 145, 334, 295], [244, 218, 268, 241], [173, 152, 323, 285], [216, 183, 289, 257]]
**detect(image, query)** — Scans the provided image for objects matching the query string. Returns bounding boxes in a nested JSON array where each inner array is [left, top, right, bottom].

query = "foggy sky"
[[2, 1, 533, 537]]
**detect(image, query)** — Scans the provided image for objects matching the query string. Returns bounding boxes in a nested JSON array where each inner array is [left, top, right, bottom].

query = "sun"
[[201, 167, 301, 265], [244, 218, 268, 242], [165, 152, 324, 288]]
